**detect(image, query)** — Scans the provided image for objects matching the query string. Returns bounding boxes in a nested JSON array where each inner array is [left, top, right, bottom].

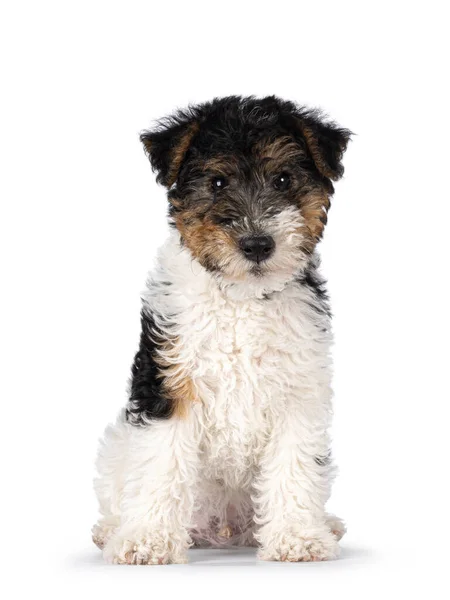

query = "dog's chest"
[[149, 242, 330, 487], [181, 289, 311, 487]]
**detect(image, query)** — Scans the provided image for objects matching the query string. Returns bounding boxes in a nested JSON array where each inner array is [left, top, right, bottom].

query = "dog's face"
[[141, 97, 350, 287]]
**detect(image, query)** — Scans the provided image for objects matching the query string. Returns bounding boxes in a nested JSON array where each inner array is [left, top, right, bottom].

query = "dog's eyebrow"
[[255, 137, 305, 161], [200, 156, 239, 175]]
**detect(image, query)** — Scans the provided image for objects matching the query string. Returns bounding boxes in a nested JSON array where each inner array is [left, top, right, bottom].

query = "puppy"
[[92, 96, 351, 564]]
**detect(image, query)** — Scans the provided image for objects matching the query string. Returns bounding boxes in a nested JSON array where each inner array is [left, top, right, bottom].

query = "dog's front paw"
[[103, 530, 188, 565], [258, 526, 340, 562]]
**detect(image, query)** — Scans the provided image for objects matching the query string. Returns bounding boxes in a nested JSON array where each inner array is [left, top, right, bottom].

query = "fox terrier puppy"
[[92, 96, 351, 564]]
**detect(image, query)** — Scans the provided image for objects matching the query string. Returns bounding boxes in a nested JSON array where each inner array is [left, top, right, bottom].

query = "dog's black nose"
[[239, 235, 275, 263]]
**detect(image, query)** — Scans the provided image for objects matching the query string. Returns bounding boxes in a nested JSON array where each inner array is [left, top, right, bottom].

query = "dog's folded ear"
[[295, 111, 352, 181], [140, 111, 200, 188]]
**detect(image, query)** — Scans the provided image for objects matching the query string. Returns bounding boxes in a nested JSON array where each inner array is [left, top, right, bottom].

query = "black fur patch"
[[314, 452, 331, 467], [125, 310, 173, 425], [297, 266, 331, 317]]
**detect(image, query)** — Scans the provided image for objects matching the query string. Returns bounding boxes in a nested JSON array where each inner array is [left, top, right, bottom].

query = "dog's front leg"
[[100, 413, 200, 565], [253, 399, 340, 562]]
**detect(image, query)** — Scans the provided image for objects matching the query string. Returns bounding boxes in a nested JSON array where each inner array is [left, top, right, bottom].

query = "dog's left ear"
[[295, 111, 352, 181], [140, 112, 199, 188]]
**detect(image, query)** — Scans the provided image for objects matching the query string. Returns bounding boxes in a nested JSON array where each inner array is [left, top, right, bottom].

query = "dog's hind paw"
[[92, 520, 118, 550], [325, 513, 346, 541]]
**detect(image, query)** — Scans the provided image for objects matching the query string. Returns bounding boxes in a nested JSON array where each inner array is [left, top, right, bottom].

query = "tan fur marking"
[[255, 136, 305, 174], [256, 136, 305, 161], [154, 337, 199, 418], [298, 190, 331, 250], [218, 525, 233, 539], [166, 122, 200, 188], [163, 369, 199, 418], [201, 156, 239, 175], [299, 124, 335, 180], [175, 214, 236, 271]]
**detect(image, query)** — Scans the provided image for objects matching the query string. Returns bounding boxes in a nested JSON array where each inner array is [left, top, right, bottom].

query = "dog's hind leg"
[[92, 414, 129, 549], [93, 411, 200, 564]]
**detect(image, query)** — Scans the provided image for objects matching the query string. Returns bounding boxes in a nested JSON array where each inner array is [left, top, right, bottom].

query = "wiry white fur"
[[94, 210, 344, 564]]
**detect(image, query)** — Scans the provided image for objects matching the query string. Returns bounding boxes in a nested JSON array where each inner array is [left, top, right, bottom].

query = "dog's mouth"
[[248, 264, 265, 277]]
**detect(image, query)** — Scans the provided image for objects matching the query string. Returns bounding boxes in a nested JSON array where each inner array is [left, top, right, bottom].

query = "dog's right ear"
[[140, 112, 200, 188]]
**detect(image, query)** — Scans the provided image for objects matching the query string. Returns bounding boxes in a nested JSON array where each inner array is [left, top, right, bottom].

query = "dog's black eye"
[[217, 217, 233, 226], [273, 172, 291, 191], [211, 176, 228, 192]]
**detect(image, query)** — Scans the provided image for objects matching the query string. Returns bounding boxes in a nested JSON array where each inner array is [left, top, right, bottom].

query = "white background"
[[1, 1, 449, 598]]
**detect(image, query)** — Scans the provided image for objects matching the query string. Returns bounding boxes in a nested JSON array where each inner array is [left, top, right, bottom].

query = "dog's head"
[[141, 96, 351, 288]]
